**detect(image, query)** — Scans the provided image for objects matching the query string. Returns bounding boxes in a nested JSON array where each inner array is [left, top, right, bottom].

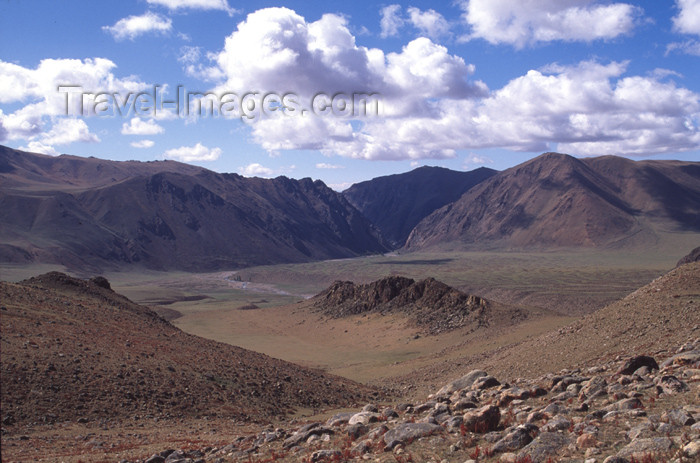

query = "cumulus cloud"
[[102, 12, 172, 41], [190, 7, 699, 160], [17, 119, 99, 156], [380, 4, 404, 38], [0, 57, 148, 147], [163, 143, 222, 162], [20, 141, 59, 156], [121, 117, 164, 135], [459, 0, 639, 48], [407, 7, 451, 40], [673, 0, 700, 35], [240, 163, 275, 177], [316, 162, 345, 169], [131, 139, 155, 148], [146, 0, 236, 15]]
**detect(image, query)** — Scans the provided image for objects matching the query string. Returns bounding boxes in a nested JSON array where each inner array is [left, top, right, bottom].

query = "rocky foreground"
[[119, 341, 699, 463]]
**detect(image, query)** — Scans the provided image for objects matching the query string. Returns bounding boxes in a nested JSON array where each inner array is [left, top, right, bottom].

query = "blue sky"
[[1, 0, 699, 190]]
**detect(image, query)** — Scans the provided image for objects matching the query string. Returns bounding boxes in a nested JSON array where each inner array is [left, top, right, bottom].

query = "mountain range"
[[404, 152, 700, 250], [0, 145, 386, 272], [1, 145, 699, 273]]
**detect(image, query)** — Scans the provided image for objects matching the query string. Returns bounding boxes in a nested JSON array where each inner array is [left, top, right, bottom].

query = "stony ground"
[[14, 340, 693, 463]]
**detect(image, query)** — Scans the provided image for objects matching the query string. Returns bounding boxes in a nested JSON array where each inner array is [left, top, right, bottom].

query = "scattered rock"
[[383, 422, 442, 450]]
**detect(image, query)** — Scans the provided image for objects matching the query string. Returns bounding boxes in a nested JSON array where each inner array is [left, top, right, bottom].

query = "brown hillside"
[[405, 152, 700, 250], [393, 262, 700, 393], [0, 272, 374, 428]]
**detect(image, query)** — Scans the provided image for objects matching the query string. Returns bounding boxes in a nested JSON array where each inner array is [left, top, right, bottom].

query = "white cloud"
[[0, 57, 148, 147], [464, 154, 493, 166], [163, 143, 222, 162], [189, 8, 700, 160], [146, 0, 236, 15], [407, 7, 451, 40], [19, 141, 59, 156], [459, 0, 639, 48], [316, 162, 345, 169], [17, 119, 99, 156], [102, 12, 172, 41], [673, 0, 700, 35], [121, 117, 164, 135], [240, 162, 275, 177], [41, 118, 99, 145], [380, 4, 404, 38], [667, 39, 700, 56], [328, 182, 352, 191], [131, 139, 155, 148], [213, 8, 485, 105]]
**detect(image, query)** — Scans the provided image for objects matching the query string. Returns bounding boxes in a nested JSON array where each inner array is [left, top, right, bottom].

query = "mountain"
[[0, 272, 373, 427], [343, 166, 497, 247], [0, 145, 387, 272], [405, 152, 700, 250]]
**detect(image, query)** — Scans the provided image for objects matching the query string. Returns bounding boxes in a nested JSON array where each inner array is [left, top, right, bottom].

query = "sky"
[[1, 0, 699, 190]]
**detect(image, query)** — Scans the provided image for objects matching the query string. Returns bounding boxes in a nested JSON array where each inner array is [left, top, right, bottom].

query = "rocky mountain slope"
[[0, 146, 386, 272], [344, 166, 496, 247], [107, 342, 699, 463], [405, 153, 700, 250], [0, 272, 375, 428], [311, 276, 505, 335]]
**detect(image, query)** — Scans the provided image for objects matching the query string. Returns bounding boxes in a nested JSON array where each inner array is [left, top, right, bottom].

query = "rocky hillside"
[[0, 145, 387, 272], [311, 276, 509, 335], [344, 166, 496, 247], [405, 153, 700, 250], [0, 272, 375, 427], [57, 341, 698, 463]]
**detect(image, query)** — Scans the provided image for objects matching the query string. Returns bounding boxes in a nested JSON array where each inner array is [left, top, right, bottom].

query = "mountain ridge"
[[405, 152, 700, 250], [344, 165, 497, 247], [0, 145, 387, 272]]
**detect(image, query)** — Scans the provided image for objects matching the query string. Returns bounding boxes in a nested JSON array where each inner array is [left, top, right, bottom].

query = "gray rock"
[[604, 397, 643, 412], [326, 412, 356, 426], [516, 431, 572, 462], [347, 423, 368, 439], [383, 422, 442, 450], [310, 449, 340, 461], [463, 405, 500, 433], [283, 425, 334, 449], [435, 370, 487, 397], [617, 356, 659, 375], [362, 403, 378, 412], [492, 425, 536, 453], [663, 408, 695, 426], [350, 439, 372, 455], [656, 375, 690, 394], [617, 437, 674, 459], [472, 375, 501, 390], [452, 398, 478, 411], [348, 411, 379, 426], [602, 457, 629, 463], [541, 415, 572, 432], [145, 456, 165, 463], [660, 350, 700, 368]]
